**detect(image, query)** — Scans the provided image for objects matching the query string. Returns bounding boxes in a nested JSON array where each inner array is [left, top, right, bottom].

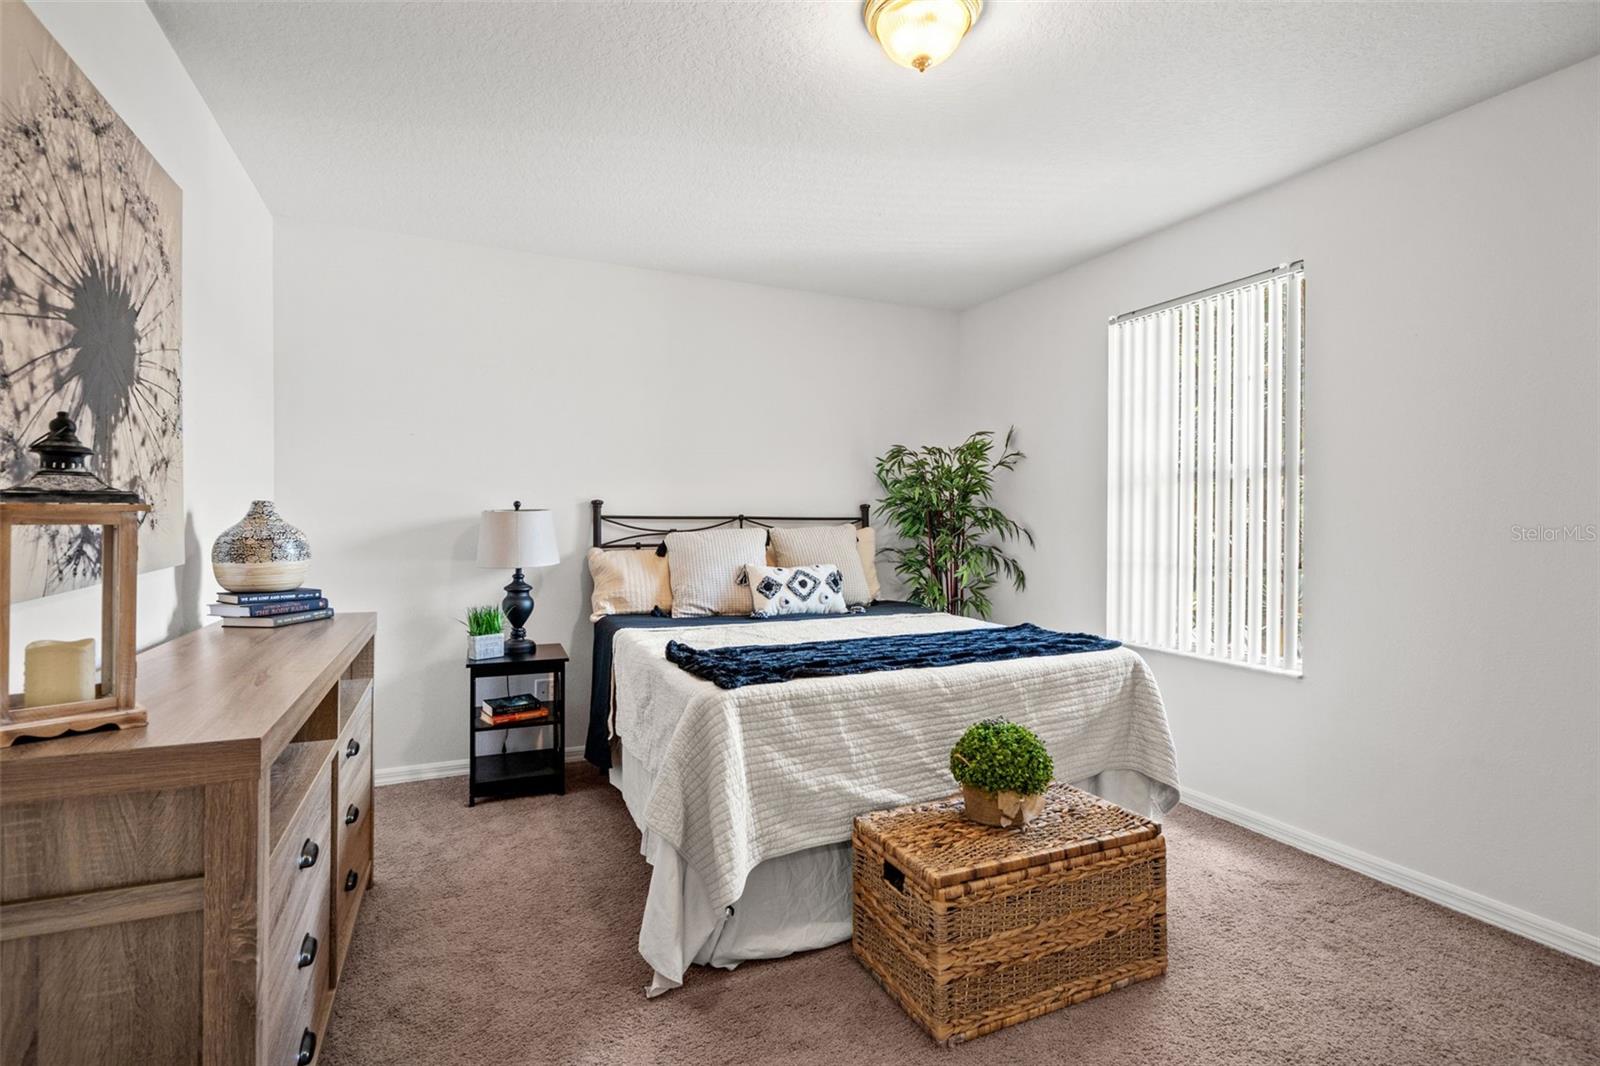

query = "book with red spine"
[[479, 707, 552, 726]]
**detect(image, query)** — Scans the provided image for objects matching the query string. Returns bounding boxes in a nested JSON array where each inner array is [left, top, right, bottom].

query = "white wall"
[[273, 223, 958, 776], [956, 58, 1599, 941], [9, 2, 274, 667]]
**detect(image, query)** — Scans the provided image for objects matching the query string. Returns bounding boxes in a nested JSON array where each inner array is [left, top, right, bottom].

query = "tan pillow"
[[666, 528, 768, 617], [857, 526, 882, 602], [769, 524, 872, 607], [587, 547, 672, 622]]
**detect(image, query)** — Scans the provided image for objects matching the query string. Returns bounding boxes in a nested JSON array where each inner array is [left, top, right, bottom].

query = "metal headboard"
[[591, 499, 870, 550]]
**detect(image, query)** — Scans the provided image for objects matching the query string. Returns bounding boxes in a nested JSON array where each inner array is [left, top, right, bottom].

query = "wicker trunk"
[[851, 782, 1167, 1045]]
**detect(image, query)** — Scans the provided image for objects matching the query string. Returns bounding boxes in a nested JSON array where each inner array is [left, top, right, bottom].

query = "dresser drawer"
[[334, 798, 372, 977], [337, 763, 373, 859], [263, 876, 331, 1066], [268, 756, 334, 951], [268, 826, 332, 980], [337, 704, 372, 798]]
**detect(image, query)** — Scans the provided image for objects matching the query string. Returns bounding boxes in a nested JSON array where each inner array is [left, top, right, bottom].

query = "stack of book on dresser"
[[208, 587, 334, 628], [480, 692, 551, 727]]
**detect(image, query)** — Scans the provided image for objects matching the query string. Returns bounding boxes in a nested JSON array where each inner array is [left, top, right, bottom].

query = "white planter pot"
[[467, 633, 505, 661]]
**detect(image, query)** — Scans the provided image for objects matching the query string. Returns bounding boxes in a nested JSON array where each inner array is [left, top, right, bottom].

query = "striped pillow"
[[769, 524, 872, 606], [766, 529, 878, 598], [666, 528, 768, 617], [586, 548, 672, 622]]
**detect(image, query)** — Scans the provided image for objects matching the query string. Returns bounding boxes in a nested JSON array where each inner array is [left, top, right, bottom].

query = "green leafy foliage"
[[464, 604, 505, 637], [949, 718, 1054, 796], [874, 428, 1034, 618]]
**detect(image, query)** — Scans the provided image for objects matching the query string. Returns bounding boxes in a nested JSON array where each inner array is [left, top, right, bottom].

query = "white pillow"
[[857, 526, 882, 602], [746, 564, 848, 618], [666, 528, 768, 617], [769, 524, 872, 606], [586, 547, 671, 622]]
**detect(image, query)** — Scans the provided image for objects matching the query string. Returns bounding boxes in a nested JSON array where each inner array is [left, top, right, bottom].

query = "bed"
[[585, 501, 1181, 996]]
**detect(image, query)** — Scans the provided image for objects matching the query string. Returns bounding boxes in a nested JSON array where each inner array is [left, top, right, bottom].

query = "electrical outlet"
[[535, 678, 552, 702]]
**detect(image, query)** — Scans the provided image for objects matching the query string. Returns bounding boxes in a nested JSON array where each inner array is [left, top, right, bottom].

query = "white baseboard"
[[1180, 788, 1600, 966], [375, 749, 587, 787]]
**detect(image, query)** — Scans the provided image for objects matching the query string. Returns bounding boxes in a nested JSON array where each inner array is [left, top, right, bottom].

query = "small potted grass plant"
[[950, 718, 1054, 828], [464, 604, 506, 661]]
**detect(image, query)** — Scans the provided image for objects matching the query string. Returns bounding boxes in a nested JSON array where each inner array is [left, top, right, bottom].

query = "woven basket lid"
[[855, 782, 1161, 891]]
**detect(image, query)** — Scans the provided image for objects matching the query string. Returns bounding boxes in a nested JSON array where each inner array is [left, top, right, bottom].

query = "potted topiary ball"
[[949, 718, 1054, 828]]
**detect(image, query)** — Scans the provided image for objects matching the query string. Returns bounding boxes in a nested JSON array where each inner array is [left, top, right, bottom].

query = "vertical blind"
[[1106, 263, 1304, 674]]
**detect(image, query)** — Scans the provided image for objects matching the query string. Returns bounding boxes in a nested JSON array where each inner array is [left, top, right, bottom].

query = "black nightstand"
[[465, 643, 567, 806]]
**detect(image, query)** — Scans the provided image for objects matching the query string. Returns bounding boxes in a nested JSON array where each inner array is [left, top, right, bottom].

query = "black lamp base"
[[501, 568, 536, 657]]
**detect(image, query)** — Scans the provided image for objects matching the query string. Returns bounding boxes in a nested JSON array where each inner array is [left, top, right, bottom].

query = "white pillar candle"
[[23, 638, 96, 708]]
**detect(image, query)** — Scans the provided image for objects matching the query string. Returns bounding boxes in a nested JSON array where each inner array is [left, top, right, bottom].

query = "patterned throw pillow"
[[586, 547, 672, 622], [769, 524, 873, 606], [746, 564, 850, 618], [666, 528, 769, 617]]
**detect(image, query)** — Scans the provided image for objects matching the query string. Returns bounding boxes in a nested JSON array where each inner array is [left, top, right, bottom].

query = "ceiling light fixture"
[[863, 0, 982, 74]]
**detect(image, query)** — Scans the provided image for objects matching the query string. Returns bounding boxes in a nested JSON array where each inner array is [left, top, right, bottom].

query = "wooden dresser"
[[0, 613, 377, 1066]]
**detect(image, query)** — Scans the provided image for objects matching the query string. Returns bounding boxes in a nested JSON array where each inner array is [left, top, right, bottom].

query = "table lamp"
[[477, 502, 559, 657]]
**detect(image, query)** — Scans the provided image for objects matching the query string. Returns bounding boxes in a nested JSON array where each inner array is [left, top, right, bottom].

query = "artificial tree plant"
[[874, 428, 1034, 618]]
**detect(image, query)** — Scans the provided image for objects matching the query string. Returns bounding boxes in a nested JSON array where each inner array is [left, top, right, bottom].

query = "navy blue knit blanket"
[[663, 623, 1121, 690]]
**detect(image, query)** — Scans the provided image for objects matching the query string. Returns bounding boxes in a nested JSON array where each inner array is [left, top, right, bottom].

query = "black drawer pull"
[[297, 839, 319, 870], [296, 1029, 316, 1065], [345, 738, 361, 759], [296, 933, 318, 969], [344, 804, 360, 826], [344, 870, 359, 892]]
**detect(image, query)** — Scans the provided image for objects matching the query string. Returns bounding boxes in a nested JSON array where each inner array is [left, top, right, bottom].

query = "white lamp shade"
[[477, 508, 560, 569]]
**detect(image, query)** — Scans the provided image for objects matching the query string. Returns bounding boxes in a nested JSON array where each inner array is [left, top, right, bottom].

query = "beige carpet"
[[320, 766, 1598, 1066]]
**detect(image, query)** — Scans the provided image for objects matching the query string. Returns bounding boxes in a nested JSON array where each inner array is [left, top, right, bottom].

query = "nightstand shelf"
[[474, 749, 562, 794], [465, 642, 566, 806], [471, 705, 553, 733]]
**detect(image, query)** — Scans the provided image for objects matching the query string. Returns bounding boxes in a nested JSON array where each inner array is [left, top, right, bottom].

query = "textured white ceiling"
[[150, 1, 1599, 309]]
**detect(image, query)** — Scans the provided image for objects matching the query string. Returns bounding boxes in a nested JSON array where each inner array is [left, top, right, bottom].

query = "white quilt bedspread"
[[611, 612, 1180, 913]]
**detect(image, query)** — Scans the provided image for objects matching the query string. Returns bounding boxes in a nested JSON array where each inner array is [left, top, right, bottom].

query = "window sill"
[[1120, 641, 1304, 679]]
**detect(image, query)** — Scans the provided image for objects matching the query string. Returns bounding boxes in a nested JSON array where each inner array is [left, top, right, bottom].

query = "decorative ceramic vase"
[[211, 500, 311, 592], [467, 633, 505, 661], [960, 783, 1046, 829]]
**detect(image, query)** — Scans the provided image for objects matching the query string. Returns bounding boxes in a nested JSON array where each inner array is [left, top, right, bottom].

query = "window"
[[1106, 262, 1304, 675]]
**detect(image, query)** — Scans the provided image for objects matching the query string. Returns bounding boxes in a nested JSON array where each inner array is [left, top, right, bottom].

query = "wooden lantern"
[[0, 413, 150, 746]]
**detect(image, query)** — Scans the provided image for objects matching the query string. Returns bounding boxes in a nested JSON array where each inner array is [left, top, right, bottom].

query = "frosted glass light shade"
[[477, 507, 559, 569], [864, 0, 981, 73]]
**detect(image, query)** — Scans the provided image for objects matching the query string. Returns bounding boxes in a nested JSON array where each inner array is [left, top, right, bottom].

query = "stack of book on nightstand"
[[208, 587, 334, 628], [480, 692, 551, 727]]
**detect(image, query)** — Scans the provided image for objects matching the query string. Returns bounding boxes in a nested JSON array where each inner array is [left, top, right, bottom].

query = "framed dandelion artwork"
[[1, 3, 184, 602]]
